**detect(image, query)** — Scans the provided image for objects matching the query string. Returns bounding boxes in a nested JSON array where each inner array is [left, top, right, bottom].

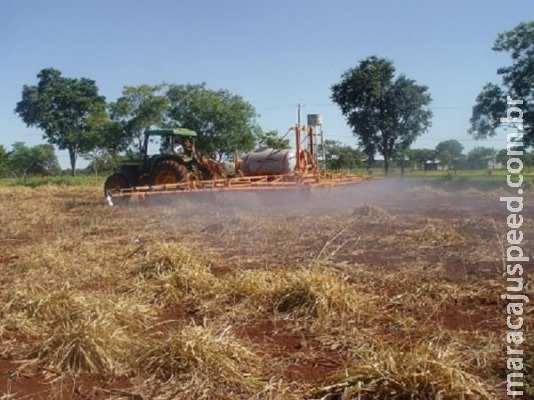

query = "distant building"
[[424, 160, 442, 171], [487, 160, 503, 169]]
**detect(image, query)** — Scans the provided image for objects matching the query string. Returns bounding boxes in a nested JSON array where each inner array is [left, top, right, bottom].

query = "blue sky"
[[1, 0, 532, 168]]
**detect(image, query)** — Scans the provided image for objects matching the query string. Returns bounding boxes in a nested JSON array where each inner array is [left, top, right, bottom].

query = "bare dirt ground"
[[0, 179, 532, 399]]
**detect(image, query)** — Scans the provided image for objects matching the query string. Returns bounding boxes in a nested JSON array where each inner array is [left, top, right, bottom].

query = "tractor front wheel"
[[151, 160, 188, 185], [104, 173, 131, 196]]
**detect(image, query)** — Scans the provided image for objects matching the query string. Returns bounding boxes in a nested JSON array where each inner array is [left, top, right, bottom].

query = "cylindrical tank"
[[242, 147, 297, 176], [307, 114, 323, 126]]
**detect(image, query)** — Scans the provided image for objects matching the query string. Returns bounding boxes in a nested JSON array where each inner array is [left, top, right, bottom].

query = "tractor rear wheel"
[[151, 160, 188, 185], [104, 173, 131, 196]]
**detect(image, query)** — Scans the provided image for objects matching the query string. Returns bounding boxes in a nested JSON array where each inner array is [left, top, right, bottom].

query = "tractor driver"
[[161, 136, 173, 155], [180, 136, 194, 156], [161, 136, 186, 155]]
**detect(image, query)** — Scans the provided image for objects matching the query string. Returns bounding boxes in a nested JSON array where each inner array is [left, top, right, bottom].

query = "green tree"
[[496, 147, 534, 167], [0, 145, 9, 176], [9, 142, 60, 182], [81, 109, 126, 178], [33, 144, 61, 176], [408, 148, 435, 170], [359, 141, 376, 169], [256, 130, 290, 149], [496, 148, 508, 164], [166, 83, 259, 159], [394, 143, 411, 175], [467, 146, 497, 169], [435, 139, 464, 169], [319, 140, 363, 170], [331, 56, 432, 175], [109, 84, 169, 152], [15, 68, 107, 175], [469, 22, 534, 145]]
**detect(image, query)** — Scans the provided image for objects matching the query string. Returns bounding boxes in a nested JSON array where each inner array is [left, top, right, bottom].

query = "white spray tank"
[[241, 147, 297, 176]]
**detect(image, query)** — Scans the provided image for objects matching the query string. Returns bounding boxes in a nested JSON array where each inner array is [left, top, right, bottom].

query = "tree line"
[[0, 142, 60, 182], [14, 77, 271, 176], [330, 22, 532, 174], [403, 140, 534, 172], [8, 21, 532, 177]]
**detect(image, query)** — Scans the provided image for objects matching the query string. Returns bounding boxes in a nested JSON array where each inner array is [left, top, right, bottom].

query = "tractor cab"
[[104, 128, 222, 197], [142, 128, 197, 170], [144, 128, 196, 155], [104, 128, 197, 195]]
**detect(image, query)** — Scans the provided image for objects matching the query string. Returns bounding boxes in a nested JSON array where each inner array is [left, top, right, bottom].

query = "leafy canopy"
[[409, 148, 435, 163], [331, 56, 432, 174], [466, 146, 497, 169], [109, 84, 169, 152], [256, 130, 290, 149], [435, 139, 464, 167], [0, 145, 9, 176], [14, 68, 106, 175], [81, 108, 126, 177], [166, 83, 259, 159], [469, 22, 534, 145], [8, 142, 60, 181], [319, 139, 363, 170], [496, 147, 534, 166], [435, 139, 464, 157]]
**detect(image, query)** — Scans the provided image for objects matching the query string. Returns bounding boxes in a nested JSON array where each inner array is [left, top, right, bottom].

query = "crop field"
[[0, 180, 533, 399]]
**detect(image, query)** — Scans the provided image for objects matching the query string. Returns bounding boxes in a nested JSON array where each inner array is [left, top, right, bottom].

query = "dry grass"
[[223, 266, 370, 320], [2, 289, 155, 333], [134, 325, 261, 386], [125, 242, 222, 307], [21, 319, 129, 376], [0, 183, 531, 399], [1, 290, 154, 378], [352, 204, 394, 221], [317, 344, 495, 400], [315, 343, 496, 399], [425, 330, 502, 372], [130, 242, 210, 279], [406, 222, 467, 246]]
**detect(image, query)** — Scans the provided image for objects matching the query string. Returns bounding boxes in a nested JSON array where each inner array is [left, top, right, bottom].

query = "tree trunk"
[[384, 156, 390, 176], [68, 147, 77, 177], [137, 135, 145, 154], [93, 159, 99, 182]]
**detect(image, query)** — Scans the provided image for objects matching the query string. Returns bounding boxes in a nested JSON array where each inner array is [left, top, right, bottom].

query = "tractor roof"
[[145, 128, 197, 137]]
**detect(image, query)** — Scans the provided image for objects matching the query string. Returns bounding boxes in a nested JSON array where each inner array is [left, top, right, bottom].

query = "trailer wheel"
[[104, 173, 131, 196], [151, 160, 188, 185]]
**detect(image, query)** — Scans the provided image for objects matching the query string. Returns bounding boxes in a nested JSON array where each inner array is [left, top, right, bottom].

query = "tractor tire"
[[104, 173, 131, 196], [151, 160, 188, 185]]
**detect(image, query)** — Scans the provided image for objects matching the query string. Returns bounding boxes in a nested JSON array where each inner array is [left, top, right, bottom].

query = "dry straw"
[[126, 242, 222, 306], [2, 288, 154, 376], [0, 184, 519, 399], [134, 325, 262, 391], [315, 343, 495, 400], [223, 266, 370, 320], [352, 204, 395, 222]]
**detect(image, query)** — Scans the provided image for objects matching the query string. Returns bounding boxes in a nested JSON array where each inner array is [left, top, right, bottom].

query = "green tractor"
[[104, 128, 222, 196]]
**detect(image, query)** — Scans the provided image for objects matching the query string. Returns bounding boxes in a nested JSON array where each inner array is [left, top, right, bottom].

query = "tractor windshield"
[[144, 128, 197, 156], [145, 135, 166, 156]]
